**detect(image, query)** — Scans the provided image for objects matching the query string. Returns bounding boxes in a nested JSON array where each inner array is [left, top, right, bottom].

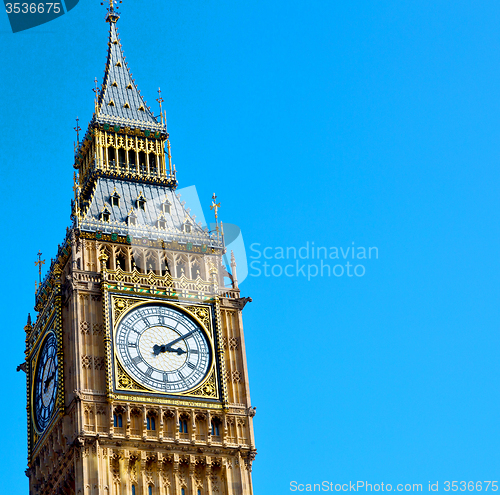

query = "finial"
[[73, 172, 81, 202], [103, 0, 121, 22], [34, 251, 45, 285], [156, 88, 164, 124], [230, 250, 239, 289], [74, 117, 81, 146], [210, 193, 221, 233], [27, 313, 32, 326], [92, 77, 99, 113]]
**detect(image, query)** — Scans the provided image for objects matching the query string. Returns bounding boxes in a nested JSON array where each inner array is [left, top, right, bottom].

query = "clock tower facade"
[[23, 5, 257, 494]]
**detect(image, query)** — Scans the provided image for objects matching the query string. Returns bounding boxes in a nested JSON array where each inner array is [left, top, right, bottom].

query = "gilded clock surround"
[[108, 296, 221, 401]]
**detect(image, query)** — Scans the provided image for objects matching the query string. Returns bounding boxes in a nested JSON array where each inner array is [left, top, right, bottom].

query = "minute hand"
[[165, 329, 198, 350]]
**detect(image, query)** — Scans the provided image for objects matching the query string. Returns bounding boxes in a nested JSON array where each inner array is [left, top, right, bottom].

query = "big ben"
[[22, 3, 257, 494]]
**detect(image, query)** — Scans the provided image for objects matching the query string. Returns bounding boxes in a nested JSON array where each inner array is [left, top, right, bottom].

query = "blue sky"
[[1, 0, 500, 492]]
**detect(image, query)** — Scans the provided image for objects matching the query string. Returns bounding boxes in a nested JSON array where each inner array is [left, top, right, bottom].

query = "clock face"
[[34, 332, 58, 433], [115, 304, 212, 393]]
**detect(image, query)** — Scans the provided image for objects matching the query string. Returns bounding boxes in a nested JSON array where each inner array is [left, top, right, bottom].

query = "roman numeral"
[[128, 342, 137, 347], [187, 362, 196, 370], [145, 367, 153, 377], [132, 356, 142, 365]]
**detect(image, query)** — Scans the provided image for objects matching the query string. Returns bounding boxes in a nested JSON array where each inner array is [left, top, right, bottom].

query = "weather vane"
[[210, 193, 221, 233], [34, 251, 45, 285]]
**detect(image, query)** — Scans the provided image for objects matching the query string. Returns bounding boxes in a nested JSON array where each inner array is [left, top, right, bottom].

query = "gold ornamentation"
[[113, 296, 142, 322], [116, 360, 149, 392], [182, 305, 210, 327], [188, 370, 217, 399]]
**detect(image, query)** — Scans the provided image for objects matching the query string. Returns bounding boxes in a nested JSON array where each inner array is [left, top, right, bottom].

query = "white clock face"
[[34, 332, 58, 433], [115, 304, 211, 393]]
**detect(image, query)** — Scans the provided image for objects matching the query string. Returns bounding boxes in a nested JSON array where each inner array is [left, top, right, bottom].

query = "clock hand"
[[164, 329, 199, 349], [43, 363, 56, 393], [153, 344, 186, 356], [153, 329, 198, 356]]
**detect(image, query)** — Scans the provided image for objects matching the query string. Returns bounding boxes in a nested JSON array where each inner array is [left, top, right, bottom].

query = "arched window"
[[179, 419, 188, 433], [118, 148, 126, 173], [101, 206, 111, 222], [128, 208, 137, 227], [139, 151, 146, 174], [148, 486, 153, 495], [211, 420, 220, 436], [147, 416, 156, 431], [132, 486, 136, 495], [128, 150, 136, 173], [108, 147, 115, 168], [161, 201, 171, 214], [116, 252, 126, 271], [111, 188, 120, 207], [137, 192, 147, 211], [149, 154, 157, 175], [181, 489, 185, 495], [113, 413, 123, 428]]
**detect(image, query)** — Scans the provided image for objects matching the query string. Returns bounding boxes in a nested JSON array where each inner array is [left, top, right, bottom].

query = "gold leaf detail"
[[116, 360, 148, 392], [187, 370, 217, 398], [113, 296, 142, 322], [183, 305, 210, 327]]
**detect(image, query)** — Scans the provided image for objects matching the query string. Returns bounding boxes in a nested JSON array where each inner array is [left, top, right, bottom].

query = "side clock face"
[[34, 332, 58, 433], [115, 304, 212, 393]]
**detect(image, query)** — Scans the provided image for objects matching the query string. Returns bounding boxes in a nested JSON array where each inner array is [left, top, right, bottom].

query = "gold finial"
[[73, 172, 81, 197], [74, 116, 81, 145], [93, 77, 99, 112], [34, 251, 45, 285], [156, 88, 164, 124], [210, 193, 221, 233], [102, 0, 121, 22]]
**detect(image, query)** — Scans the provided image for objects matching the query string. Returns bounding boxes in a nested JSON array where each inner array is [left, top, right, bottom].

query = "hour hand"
[[153, 344, 186, 356], [44, 371, 56, 393], [153, 344, 165, 355]]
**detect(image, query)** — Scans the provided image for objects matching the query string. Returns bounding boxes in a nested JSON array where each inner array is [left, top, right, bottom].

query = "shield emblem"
[[187, 242, 193, 251], [201, 244, 207, 253]]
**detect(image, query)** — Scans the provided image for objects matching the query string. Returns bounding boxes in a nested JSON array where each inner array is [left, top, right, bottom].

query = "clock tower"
[[23, 4, 257, 494]]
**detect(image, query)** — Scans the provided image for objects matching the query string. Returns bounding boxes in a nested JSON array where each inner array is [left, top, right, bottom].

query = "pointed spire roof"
[[93, 5, 165, 132]]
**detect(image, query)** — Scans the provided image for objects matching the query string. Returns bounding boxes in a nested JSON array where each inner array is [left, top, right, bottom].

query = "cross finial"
[[74, 117, 81, 145], [93, 77, 99, 95], [34, 251, 46, 285]]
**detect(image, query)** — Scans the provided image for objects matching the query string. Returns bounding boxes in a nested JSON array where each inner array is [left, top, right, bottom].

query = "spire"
[[94, 3, 164, 132]]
